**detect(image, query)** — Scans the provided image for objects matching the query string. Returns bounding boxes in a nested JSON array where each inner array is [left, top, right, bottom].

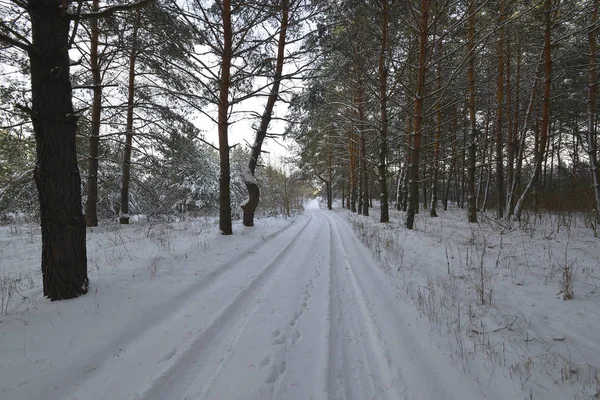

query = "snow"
[[243, 168, 257, 185], [0, 202, 599, 399]]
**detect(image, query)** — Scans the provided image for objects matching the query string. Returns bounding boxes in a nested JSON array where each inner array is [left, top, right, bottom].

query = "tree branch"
[[0, 32, 30, 53], [72, 0, 153, 20]]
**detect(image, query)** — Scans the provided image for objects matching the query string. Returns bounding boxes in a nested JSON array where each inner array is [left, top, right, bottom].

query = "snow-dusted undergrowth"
[[342, 203, 600, 399]]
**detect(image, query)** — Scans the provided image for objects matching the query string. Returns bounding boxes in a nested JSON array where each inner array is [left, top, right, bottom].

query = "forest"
[[1, 1, 600, 399], [1, 0, 598, 299]]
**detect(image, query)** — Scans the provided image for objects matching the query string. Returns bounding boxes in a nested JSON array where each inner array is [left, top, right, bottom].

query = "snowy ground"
[[0, 201, 598, 399], [342, 201, 600, 400]]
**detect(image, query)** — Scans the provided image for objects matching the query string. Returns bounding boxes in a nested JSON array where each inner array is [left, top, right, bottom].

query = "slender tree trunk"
[[350, 130, 358, 212], [505, 51, 541, 218], [119, 11, 140, 225], [242, 0, 289, 226], [358, 86, 369, 216], [430, 38, 443, 217], [29, 0, 88, 300], [378, 0, 390, 222], [406, 0, 429, 229], [494, 0, 505, 218], [587, 0, 600, 223], [402, 113, 412, 212], [514, 0, 552, 221], [476, 109, 490, 210], [506, 34, 515, 211], [328, 136, 333, 210], [467, 0, 478, 223], [444, 106, 458, 211], [218, 0, 233, 234], [86, 0, 101, 227]]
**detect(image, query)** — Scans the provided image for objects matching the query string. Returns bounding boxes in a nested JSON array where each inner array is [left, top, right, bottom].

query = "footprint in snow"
[[273, 334, 286, 345], [260, 355, 270, 367]]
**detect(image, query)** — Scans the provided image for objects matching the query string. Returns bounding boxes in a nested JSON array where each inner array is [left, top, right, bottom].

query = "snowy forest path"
[[57, 203, 484, 400]]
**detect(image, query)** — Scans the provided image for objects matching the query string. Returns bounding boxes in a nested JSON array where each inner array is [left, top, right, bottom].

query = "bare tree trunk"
[[119, 10, 140, 225], [378, 0, 390, 222], [506, 34, 515, 211], [505, 52, 542, 218], [467, 0, 477, 223], [242, 0, 289, 226], [406, 0, 430, 229], [29, 0, 88, 300], [358, 86, 369, 216], [430, 36, 443, 217], [328, 137, 333, 210], [86, 0, 101, 227], [349, 129, 358, 212], [402, 113, 412, 212], [587, 0, 600, 223], [444, 106, 458, 211], [476, 109, 490, 210], [494, 0, 505, 218], [218, 0, 233, 234], [514, 0, 552, 221]]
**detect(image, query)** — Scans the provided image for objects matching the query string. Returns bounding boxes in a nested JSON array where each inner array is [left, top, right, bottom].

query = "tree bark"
[[86, 0, 101, 227], [514, 0, 552, 221], [494, 0, 505, 218], [467, 0, 477, 223], [587, 0, 600, 224], [358, 85, 369, 216], [29, 0, 88, 300], [242, 0, 289, 226], [218, 0, 233, 234], [378, 0, 390, 222], [406, 0, 429, 230], [430, 38, 443, 217], [119, 10, 140, 225]]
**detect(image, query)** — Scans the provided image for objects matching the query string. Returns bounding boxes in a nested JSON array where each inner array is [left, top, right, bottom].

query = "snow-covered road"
[[2, 203, 490, 400]]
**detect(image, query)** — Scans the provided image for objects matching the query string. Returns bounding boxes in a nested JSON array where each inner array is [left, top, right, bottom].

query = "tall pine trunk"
[[358, 85, 369, 216], [242, 0, 289, 226], [378, 0, 390, 222], [514, 0, 552, 221], [430, 37, 443, 217], [86, 0, 101, 227], [218, 0, 233, 234], [494, 0, 505, 218], [467, 0, 477, 223], [119, 10, 140, 225], [29, 0, 88, 300], [406, 0, 429, 229], [587, 0, 600, 224]]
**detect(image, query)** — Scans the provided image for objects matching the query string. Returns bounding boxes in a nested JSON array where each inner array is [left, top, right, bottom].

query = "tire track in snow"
[[266, 214, 331, 399], [327, 212, 487, 400], [59, 215, 312, 400], [136, 213, 320, 400], [325, 212, 400, 400]]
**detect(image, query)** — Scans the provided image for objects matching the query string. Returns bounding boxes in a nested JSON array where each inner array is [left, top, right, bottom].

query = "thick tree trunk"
[[406, 0, 429, 229], [119, 11, 139, 225], [218, 0, 233, 235], [466, 0, 478, 223], [29, 1, 88, 300], [242, 0, 289, 226], [86, 0, 101, 227], [378, 0, 390, 222]]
